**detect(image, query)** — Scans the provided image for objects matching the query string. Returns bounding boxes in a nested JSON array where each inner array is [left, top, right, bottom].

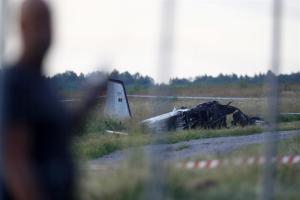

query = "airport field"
[[73, 93, 300, 160], [126, 83, 300, 98], [71, 84, 300, 199], [78, 135, 300, 200]]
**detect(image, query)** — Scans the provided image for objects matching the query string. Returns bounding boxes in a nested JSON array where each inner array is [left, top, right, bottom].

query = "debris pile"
[[177, 101, 264, 129], [142, 101, 265, 133]]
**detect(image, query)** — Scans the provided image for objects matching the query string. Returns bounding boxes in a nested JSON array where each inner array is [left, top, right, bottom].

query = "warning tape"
[[177, 155, 300, 170], [86, 155, 300, 171]]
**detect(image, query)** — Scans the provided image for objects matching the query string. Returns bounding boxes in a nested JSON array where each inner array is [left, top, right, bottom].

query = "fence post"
[[145, 0, 176, 200], [261, 0, 282, 199]]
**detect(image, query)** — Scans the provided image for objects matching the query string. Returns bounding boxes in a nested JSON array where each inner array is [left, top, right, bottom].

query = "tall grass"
[[128, 83, 300, 98], [73, 89, 300, 159], [78, 136, 300, 200], [74, 121, 300, 159]]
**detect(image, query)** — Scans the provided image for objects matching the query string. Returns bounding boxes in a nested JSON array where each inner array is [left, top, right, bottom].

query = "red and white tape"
[[177, 155, 300, 170]]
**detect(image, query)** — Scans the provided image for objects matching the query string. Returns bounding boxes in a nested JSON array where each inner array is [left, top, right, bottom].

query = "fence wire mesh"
[[0, 0, 295, 199]]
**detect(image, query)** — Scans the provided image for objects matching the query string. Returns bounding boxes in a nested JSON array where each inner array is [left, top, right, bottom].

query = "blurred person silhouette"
[[1, 0, 107, 199]]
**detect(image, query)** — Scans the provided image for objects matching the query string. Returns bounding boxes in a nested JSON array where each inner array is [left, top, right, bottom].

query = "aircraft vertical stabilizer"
[[104, 79, 131, 119]]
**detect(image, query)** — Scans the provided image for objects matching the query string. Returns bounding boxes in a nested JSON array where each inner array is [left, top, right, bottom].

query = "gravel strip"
[[90, 130, 300, 166]]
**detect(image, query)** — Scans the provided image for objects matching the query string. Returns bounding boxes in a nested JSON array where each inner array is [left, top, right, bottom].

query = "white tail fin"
[[104, 79, 131, 119]]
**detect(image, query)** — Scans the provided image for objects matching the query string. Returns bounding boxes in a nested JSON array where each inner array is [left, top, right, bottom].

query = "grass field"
[[73, 94, 300, 159], [72, 84, 300, 199], [74, 121, 300, 159], [127, 83, 300, 98], [78, 136, 300, 200]]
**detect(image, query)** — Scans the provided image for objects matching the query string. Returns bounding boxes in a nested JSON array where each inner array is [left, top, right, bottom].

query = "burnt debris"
[[142, 101, 265, 133], [177, 101, 264, 130]]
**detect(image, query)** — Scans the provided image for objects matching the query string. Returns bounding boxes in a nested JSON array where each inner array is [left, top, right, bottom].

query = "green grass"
[[227, 133, 300, 158], [81, 115, 127, 134], [128, 83, 300, 99], [166, 165, 300, 200], [157, 126, 263, 144], [75, 127, 260, 159], [79, 161, 147, 200], [74, 121, 300, 159], [165, 136, 300, 200], [279, 114, 300, 123], [78, 136, 300, 200], [73, 133, 150, 159], [73, 85, 300, 199]]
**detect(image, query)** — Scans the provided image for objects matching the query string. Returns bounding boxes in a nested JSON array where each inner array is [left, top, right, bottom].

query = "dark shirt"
[[1, 66, 75, 200]]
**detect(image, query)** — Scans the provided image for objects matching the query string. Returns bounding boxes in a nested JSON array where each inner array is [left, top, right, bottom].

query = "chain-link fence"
[[1, 0, 299, 199]]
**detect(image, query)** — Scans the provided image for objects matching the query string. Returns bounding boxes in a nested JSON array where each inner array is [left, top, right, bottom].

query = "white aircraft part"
[[104, 79, 131, 120], [142, 108, 190, 133], [105, 130, 128, 136]]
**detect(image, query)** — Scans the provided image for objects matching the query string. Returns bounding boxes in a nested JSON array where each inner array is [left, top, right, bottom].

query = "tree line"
[[169, 71, 300, 86], [47, 69, 300, 92], [47, 69, 155, 92]]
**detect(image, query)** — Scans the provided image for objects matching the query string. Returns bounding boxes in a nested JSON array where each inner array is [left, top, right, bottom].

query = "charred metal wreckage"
[[142, 101, 265, 133], [103, 80, 264, 134]]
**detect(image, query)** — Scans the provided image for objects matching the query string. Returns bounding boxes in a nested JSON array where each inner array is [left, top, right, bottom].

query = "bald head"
[[20, 0, 52, 69]]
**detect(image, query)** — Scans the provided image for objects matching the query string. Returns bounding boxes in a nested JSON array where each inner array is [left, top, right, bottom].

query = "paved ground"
[[90, 130, 300, 166]]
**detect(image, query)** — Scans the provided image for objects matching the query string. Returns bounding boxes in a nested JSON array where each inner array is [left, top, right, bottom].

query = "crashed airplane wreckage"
[[142, 101, 265, 133], [102, 79, 265, 134]]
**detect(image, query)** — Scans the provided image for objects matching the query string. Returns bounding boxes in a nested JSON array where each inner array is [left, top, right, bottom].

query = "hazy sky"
[[6, 0, 300, 82]]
